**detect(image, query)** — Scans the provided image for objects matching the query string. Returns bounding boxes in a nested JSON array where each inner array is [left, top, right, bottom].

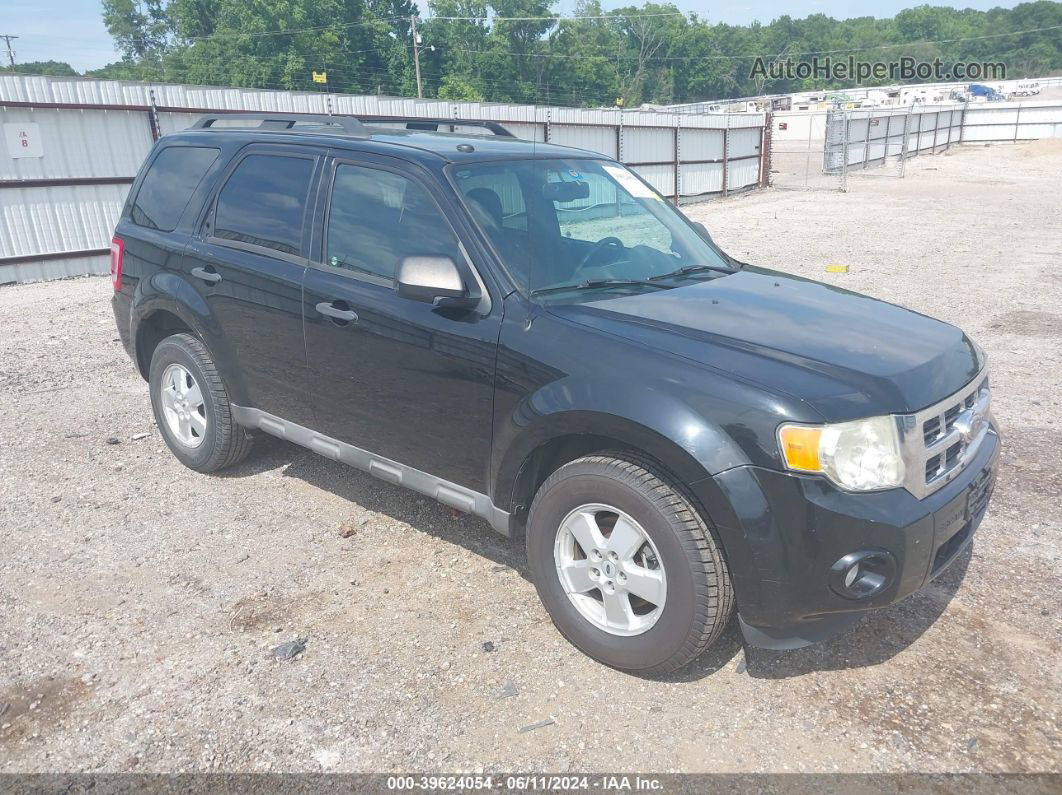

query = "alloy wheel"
[[159, 363, 207, 448], [553, 503, 666, 636]]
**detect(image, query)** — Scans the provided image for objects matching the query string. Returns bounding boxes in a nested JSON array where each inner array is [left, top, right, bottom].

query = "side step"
[[231, 406, 511, 536]]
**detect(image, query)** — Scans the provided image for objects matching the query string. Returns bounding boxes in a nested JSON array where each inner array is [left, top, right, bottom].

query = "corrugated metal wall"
[[1, 74, 769, 284], [825, 105, 965, 172], [666, 76, 1062, 113], [961, 100, 1062, 142], [822, 100, 1062, 175]]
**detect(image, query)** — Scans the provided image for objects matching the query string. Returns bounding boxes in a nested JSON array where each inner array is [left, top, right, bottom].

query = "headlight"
[[778, 415, 905, 491]]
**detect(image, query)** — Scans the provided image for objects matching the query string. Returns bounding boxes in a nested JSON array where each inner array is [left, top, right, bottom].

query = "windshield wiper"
[[648, 263, 736, 281], [531, 278, 670, 297]]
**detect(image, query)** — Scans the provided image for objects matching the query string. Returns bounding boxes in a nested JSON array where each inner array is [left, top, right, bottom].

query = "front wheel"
[[526, 455, 734, 675]]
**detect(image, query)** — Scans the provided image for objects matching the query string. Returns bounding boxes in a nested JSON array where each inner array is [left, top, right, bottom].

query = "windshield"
[[451, 158, 733, 303]]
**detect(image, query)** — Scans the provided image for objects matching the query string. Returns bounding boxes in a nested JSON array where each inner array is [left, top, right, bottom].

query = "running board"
[[231, 406, 511, 536]]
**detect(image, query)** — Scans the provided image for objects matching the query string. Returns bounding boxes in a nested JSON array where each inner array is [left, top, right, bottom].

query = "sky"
[[2, 0, 1026, 73]]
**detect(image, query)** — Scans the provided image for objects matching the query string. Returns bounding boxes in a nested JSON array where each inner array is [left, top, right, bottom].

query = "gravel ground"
[[1, 141, 1060, 774]]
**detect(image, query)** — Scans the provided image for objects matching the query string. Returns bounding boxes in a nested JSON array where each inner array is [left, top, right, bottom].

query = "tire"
[[526, 454, 734, 675], [148, 332, 254, 473]]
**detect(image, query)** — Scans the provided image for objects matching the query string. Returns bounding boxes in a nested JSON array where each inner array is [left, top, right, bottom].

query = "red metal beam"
[[0, 177, 134, 189], [0, 100, 150, 111], [1, 248, 109, 266]]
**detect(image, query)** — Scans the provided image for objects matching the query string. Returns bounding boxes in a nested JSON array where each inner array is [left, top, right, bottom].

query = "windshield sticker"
[[602, 164, 660, 200]]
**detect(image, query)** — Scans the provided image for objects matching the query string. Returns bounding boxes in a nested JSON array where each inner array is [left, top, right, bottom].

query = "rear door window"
[[213, 154, 315, 256], [131, 146, 219, 231]]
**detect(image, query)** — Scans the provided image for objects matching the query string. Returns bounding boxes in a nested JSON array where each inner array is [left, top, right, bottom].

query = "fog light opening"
[[829, 549, 897, 600]]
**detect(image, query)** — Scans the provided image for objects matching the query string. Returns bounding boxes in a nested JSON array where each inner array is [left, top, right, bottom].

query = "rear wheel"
[[526, 454, 733, 675], [148, 333, 253, 473]]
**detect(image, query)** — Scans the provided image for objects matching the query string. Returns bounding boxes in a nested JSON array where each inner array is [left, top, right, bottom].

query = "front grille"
[[902, 370, 992, 499], [922, 377, 987, 447], [923, 416, 941, 445], [924, 441, 964, 482], [943, 404, 961, 431], [920, 376, 990, 488]]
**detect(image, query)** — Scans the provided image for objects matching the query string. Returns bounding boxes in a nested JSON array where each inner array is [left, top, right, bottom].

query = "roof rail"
[[190, 113, 370, 138], [359, 117, 515, 137], [188, 112, 514, 139]]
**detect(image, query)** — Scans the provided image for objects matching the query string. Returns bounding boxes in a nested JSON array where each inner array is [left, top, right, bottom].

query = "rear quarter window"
[[131, 146, 220, 231]]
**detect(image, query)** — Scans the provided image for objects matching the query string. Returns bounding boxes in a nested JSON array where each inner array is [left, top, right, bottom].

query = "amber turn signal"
[[778, 425, 823, 472]]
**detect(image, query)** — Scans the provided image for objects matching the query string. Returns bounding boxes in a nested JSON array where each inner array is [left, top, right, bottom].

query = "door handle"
[[316, 301, 359, 323], [191, 266, 222, 285]]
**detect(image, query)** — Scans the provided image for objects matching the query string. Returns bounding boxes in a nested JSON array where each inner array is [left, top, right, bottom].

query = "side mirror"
[[693, 221, 714, 244], [396, 256, 479, 310]]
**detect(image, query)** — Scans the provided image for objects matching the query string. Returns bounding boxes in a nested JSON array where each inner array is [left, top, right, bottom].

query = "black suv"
[[111, 113, 998, 674]]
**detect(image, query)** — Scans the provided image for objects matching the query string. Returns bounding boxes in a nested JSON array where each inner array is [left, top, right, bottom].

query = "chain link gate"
[[822, 104, 964, 183], [767, 105, 963, 191], [767, 110, 847, 192], [823, 109, 850, 190], [825, 107, 911, 184]]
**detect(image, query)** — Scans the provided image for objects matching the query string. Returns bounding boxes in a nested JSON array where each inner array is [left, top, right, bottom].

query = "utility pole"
[[410, 16, 423, 99], [0, 34, 18, 68]]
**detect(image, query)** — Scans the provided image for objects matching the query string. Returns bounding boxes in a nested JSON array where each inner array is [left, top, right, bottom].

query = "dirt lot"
[[1, 141, 1060, 774]]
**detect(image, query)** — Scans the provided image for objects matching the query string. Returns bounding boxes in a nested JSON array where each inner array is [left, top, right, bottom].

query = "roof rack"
[[359, 117, 514, 137], [190, 113, 370, 138], [189, 112, 514, 139]]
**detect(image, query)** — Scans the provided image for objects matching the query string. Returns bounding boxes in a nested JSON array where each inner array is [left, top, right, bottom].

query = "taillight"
[[110, 236, 124, 291]]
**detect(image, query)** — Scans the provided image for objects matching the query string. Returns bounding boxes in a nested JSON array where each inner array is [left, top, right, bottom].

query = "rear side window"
[[131, 146, 219, 231], [214, 154, 314, 256]]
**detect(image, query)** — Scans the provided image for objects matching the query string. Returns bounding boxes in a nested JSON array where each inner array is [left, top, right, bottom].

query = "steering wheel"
[[573, 237, 624, 276]]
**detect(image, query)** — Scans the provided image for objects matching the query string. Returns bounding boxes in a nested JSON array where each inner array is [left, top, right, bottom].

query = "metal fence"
[[665, 75, 1062, 115], [0, 74, 769, 284], [771, 99, 1062, 192], [824, 105, 965, 178], [961, 99, 1062, 142]]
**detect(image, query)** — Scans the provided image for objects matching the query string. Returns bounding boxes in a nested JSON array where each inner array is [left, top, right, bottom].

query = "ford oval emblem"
[[953, 408, 985, 447]]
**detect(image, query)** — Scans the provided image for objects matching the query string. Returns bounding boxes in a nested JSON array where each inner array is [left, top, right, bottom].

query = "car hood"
[[549, 267, 984, 421]]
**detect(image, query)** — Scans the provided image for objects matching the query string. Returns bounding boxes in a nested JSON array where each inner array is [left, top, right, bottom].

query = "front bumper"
[[693, 424, 1000, 649]]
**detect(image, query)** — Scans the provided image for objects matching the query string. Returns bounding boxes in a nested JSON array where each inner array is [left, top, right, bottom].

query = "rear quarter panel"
[[113, 134, 250, 402]]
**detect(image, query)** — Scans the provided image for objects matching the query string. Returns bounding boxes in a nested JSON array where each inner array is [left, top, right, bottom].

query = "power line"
[[150, 18, 1062, 64], [68, 13, 1062, 107], [79, 17, 1062, 74], [162, 17, 407, 45], [445, 22, 1062, 62], [94, 11, 686, 48], [28, 12, 1059, 110], [167, 19, 1062, 68], [426, 12, 684, 22]]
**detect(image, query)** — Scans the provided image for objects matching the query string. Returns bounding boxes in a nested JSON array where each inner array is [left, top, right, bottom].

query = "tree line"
[[5, 1, 1061, 106]]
